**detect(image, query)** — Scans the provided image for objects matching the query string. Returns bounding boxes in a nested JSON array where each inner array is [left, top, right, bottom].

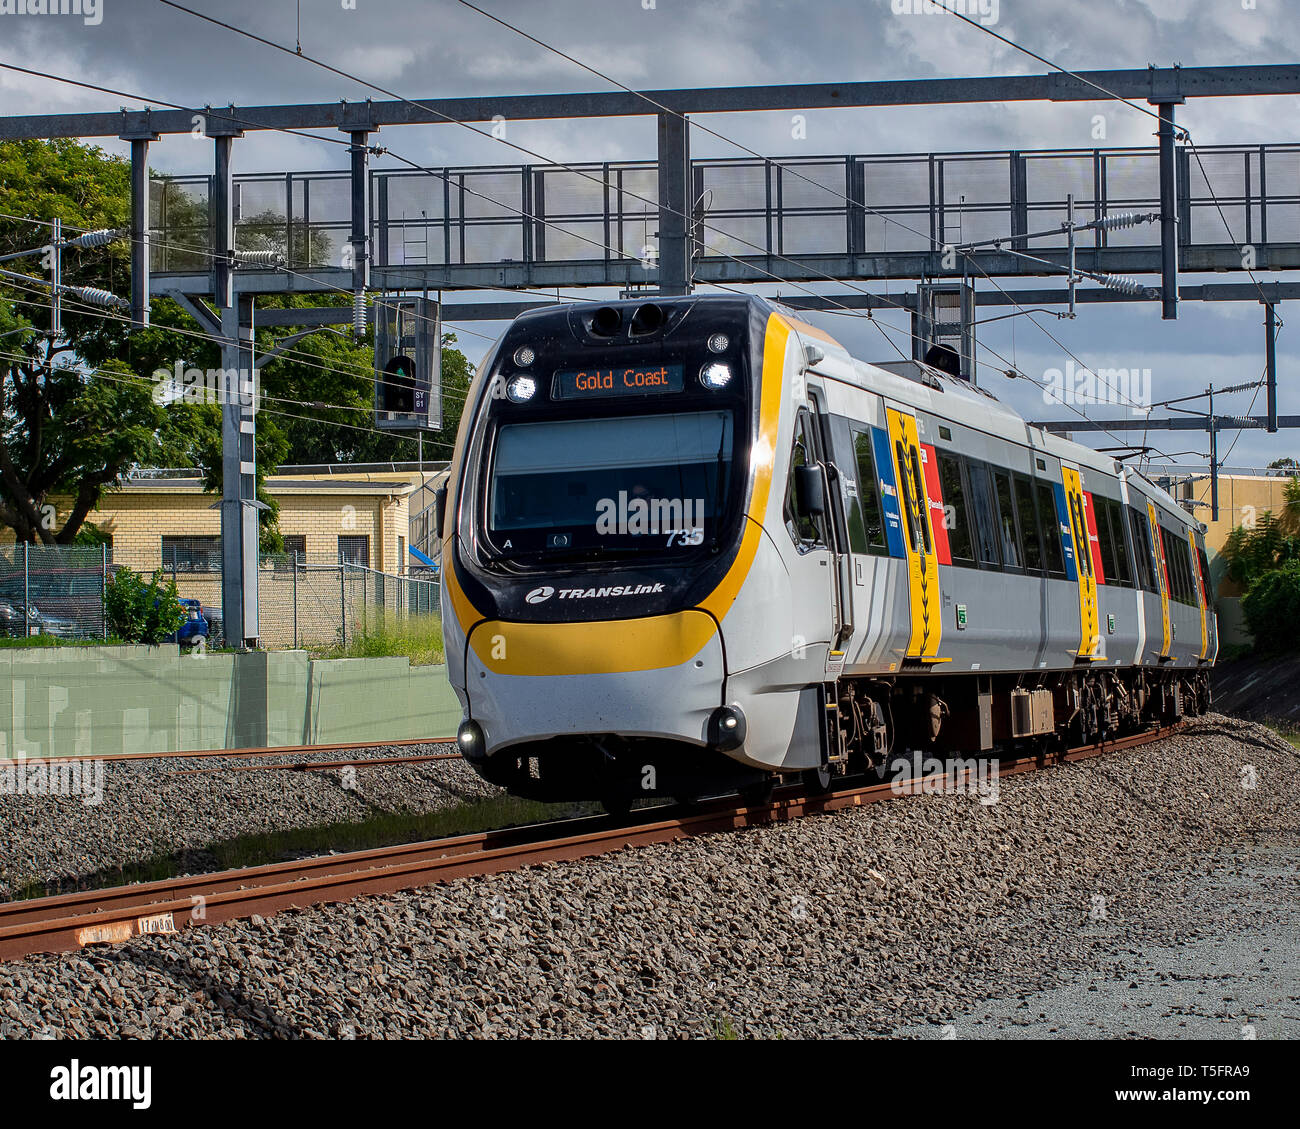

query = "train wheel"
[[738, 778, 774, 807], [802, 764, 833, 794]]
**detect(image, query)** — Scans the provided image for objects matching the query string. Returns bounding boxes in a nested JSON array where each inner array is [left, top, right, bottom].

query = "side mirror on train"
[[434, 486, 447, 536], [795, 464, 826, 516]]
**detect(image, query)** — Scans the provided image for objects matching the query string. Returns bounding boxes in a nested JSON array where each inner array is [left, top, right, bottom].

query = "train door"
[[1147, 502, 1172, 658], [1194, 530, 1218, 661], [884, 405, 943, 661], [808, 388, 853, 659], [1060, 465, 1101, 659], [782, 405, 839, 671], [1188, 528, 1210, 661]]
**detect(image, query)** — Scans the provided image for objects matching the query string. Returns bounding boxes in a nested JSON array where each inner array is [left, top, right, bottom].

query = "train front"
[[441, 296, 767, 807]]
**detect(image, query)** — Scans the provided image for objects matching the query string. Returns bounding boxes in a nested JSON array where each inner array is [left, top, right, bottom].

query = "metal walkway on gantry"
[[144, 143, 1300, 295]]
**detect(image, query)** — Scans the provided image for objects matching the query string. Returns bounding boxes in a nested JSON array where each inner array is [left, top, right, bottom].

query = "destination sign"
[[552, 363, 684, 400]]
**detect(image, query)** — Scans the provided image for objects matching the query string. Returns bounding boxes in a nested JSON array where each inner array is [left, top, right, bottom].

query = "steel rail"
[[0, 724, 1183, 962]]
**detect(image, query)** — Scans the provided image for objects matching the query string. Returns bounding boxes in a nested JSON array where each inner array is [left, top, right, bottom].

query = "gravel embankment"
[[0, 713, 1295, 1039], [0, 743, 497, 898]]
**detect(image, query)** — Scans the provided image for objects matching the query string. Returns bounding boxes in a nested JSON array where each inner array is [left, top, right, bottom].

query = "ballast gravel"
[[0, 713, 1296, 1039], [0, 743, 496, 899]]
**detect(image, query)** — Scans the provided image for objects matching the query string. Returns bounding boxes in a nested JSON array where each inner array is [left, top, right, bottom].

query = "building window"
[[338, 535, 370, 567], [397, 536, 406, 574], [282, 535, 306, 561], [161, 535, 221, 573]]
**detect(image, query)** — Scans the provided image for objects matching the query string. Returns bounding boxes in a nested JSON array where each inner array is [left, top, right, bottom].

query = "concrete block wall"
[[1, 646, 461, 759]]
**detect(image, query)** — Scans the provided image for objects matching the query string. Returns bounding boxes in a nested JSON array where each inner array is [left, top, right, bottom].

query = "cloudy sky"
[[2, 0, 1298, 471]]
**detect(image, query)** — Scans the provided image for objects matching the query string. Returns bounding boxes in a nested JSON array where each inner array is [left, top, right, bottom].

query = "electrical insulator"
[[352, 291, 367, 337], [1096, 212, 1156, 232], [64, 228, 122, 250], [1094, 273, 1145, 296], [234, 250, 283, 267], [65, 285, 130, 310]]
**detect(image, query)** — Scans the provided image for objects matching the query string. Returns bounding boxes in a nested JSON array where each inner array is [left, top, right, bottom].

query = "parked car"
[[0, 598, 41, 637], [0, 598, 77, 638], [167, 598, 210, 648]]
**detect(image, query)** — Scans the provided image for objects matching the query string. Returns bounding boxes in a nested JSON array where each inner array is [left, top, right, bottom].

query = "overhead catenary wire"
[[5, 11, 1245, 460]]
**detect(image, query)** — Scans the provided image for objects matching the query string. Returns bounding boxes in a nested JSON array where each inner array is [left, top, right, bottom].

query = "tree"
[[1219, 476, 1300, 589], [103, 567, 187, 645], [1, 141, 472, 550], [1241, 561, 1300, 653], [0, 139, 180, 544]]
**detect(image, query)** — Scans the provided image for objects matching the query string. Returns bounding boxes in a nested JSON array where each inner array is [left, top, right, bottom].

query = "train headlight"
[[706, 333, 729, 354], [457, 719, 487, 763], [512, 345, 536, 367], [707, 704, 747, 751], [506, 374, 537, 403], [700, 362, 732, 390]]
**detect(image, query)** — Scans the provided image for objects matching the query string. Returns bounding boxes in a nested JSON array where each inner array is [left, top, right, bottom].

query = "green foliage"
[[103, 567, 187, 645], [1219, 476, 1300, 589], [1241, 561, 1300, 654], [72, 520, 112, 547], [1, 140, 473, 553], [0, 140, 177, 544]]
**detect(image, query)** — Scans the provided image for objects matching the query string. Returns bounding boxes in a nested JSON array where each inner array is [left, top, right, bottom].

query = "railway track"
[[0, 724, 1181, 963]]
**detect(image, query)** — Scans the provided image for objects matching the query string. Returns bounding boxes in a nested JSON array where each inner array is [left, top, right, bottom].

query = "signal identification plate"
[[552, 364, 683, 400]]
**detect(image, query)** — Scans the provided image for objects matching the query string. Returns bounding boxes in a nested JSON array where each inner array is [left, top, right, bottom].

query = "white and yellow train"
[[439, 295, 1214, 808]]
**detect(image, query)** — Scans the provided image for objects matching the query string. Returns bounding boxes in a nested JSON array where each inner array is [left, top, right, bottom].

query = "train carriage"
[[439, 294, 1214, 808]]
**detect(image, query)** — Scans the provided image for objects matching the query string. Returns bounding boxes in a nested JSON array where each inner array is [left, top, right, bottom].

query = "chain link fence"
[[0, 544, 109, 641], [167, 552, 441, 650], [0, 545, 439, 649]]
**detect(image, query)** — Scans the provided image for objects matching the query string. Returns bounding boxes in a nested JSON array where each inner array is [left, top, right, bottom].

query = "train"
[[438, 294, 1215, 810]]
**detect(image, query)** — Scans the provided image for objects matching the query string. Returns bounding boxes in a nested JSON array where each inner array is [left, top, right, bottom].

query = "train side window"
[[784, 416, 828, 551], [937, 452, 975, 564], [1035, 481, 1066, 578], [1160, 526, 1189, 604], [1129, 507, 1157, 592], [1013, 473, 1043, 573], [1104, 499, 1133, 587], [1197, 544, 1214, 608], [1173, 531, 1193, 604], [1094, 497, 1121, 583], [965, 460, 1002, 568], [849, 428, 887, 555], [992, 470, 1023, 570]]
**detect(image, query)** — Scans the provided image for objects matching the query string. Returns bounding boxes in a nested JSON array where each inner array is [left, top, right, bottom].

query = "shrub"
[[104, 568, 187, 645], [1241, 561, 1300, 654]]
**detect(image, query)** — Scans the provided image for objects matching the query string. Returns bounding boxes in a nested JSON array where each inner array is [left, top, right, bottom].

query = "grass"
[[0, 633, 123, 648], [313, 614, 445, 666], [10, 792, 599, 902]]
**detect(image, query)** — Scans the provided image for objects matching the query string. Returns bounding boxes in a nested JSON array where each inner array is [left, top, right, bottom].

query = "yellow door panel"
[[1061, 466, 1100, 659], [886, 407, 943, 660]]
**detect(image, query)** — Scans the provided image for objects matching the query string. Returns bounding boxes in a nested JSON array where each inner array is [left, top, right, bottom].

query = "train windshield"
[[487, 410, 734, 559]]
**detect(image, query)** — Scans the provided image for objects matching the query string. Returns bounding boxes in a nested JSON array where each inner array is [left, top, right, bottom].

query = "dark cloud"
[[1, 0, 1296, 465]]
